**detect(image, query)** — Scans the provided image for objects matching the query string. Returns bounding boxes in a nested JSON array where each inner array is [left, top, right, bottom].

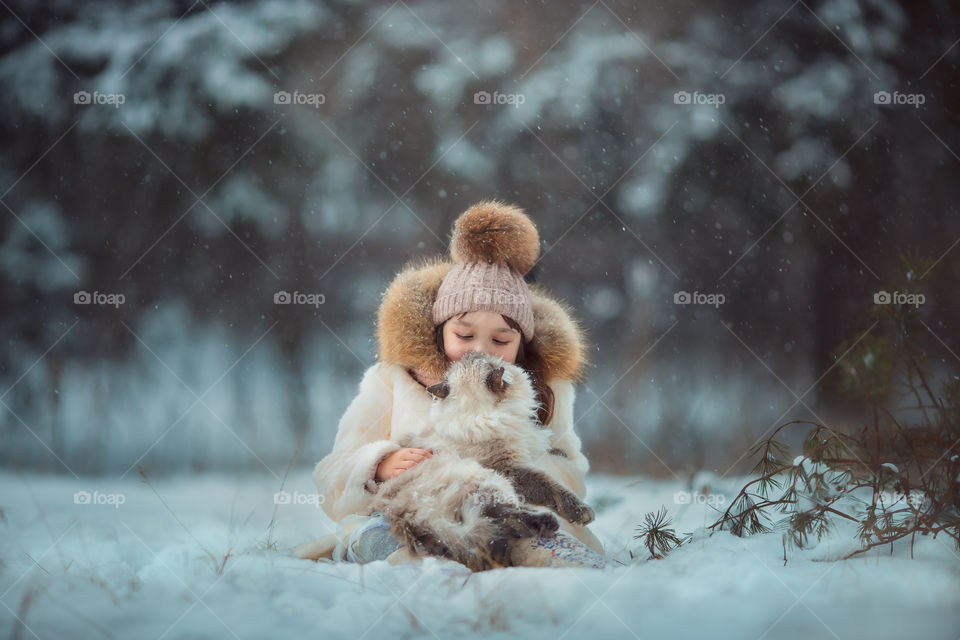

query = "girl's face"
[[442, 311, 522, 364]]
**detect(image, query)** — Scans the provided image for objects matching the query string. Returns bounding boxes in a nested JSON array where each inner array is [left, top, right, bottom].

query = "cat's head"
[[426, 351, 533, 410]]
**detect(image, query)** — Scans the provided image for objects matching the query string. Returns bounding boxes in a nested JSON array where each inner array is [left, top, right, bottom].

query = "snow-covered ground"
[[0, 469, 957, 639]]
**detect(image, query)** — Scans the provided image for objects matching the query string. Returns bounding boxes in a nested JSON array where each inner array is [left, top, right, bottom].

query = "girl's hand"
[[375, 448, 433, 482]]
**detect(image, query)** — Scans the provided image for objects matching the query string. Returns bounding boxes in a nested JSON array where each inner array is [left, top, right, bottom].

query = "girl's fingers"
[[396, 456, 428, 472], [389, 449, 433, 474]]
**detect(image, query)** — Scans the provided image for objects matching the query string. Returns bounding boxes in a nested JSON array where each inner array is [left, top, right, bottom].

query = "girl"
[[307, 201, 605, 568]]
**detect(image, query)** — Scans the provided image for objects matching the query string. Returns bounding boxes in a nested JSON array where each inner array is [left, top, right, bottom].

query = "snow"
[[0, 0, 326, 137], [1, 470, 957, 639], [0, 303, 360, 475], [0, 0, 957, 634], [771, 61, 858, 120], [197, 172, 287, 239]]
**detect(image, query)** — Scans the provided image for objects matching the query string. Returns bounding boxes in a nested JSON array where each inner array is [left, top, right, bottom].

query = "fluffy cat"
[[368, 352, 594, 570]]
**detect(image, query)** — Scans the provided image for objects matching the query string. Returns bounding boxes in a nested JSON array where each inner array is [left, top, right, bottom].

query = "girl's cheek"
[[444, 343, 466, 362]]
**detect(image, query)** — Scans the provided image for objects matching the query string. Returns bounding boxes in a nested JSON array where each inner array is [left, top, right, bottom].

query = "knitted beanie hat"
[[431, 201, 540, 342]]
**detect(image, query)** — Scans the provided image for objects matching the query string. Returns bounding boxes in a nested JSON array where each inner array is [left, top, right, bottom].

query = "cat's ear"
[[486, 366, 506, 394], [426, 381, 450, 399]]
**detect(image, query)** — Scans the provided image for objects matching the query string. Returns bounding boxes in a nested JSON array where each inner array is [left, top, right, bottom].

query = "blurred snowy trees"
[[0, 0, 957, 474]]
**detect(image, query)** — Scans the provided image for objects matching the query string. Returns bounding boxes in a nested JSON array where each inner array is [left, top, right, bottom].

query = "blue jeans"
[[345, 512, 606, 568], [346, 512, 401, 563]]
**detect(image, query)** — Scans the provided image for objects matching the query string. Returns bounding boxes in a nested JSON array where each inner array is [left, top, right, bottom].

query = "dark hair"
[[435, 313, 556, 425]]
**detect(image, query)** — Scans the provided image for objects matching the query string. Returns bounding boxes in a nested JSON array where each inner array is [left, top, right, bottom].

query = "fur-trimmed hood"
[[375, 255, 588, 383]]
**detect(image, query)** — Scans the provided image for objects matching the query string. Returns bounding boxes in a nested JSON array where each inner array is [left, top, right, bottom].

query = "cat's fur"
[[368, 352, 594, 571]]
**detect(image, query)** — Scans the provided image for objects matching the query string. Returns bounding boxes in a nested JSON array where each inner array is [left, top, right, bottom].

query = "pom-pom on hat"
[[431, 201, 540, 342]]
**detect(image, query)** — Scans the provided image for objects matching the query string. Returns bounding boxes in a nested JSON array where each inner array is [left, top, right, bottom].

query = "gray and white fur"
[[368, 352, 594, 571]]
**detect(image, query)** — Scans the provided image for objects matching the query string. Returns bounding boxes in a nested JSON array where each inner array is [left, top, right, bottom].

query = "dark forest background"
[[1, 0, 957, 480]]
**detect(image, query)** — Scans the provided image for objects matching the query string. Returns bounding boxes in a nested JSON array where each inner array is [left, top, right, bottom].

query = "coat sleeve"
[[312, 363, 402, 522], [537, 379, 590, 499]]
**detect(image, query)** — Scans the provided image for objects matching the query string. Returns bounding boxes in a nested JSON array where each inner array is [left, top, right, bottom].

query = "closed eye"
[[457, 333, 510, 346]]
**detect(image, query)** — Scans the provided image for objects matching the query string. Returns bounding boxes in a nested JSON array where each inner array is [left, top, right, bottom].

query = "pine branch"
[[634, 507, 688, 559]]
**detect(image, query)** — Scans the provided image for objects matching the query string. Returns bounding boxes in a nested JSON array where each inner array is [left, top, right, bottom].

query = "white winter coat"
[[313, 360, 604, 555]]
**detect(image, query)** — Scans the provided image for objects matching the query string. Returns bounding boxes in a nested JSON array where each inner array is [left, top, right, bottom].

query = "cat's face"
[[426, 351, 530, 408]]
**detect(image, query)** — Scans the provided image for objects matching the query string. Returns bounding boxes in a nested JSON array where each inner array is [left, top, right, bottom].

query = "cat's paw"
[[487, 537, 512, 568], [565, 502, 595, 525], [521, 510, 559, 536]]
